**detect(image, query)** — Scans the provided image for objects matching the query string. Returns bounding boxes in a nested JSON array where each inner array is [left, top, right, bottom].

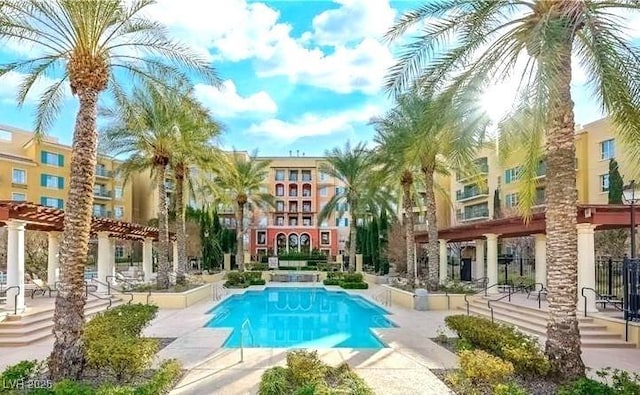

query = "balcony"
[[93, 189, 112, 199], [456, 160, 489, 183], [95, 167, 113, 178], [456, 188, 489, 202], [93, 208, 112, 218], [457, 210, 490, 222]]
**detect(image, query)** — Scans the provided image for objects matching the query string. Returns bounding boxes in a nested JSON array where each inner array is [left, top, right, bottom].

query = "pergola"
[[0, 201, 176, 312], [415, 204, 640, 312]]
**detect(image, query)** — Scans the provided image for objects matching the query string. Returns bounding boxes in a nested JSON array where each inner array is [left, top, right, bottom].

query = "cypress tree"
[[608, 159, 624, 204]]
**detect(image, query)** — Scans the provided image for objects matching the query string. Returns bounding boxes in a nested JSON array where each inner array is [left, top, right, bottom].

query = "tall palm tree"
[[101, 82, 209, 290], [319, 142, 394, 270], [0, 0, 218, 379], [385, 0, 640, 380], [169, 106, 224, 285], [371, 116, 422, 284], [214, 152, 274, 271], [376, 92, 485, 289]]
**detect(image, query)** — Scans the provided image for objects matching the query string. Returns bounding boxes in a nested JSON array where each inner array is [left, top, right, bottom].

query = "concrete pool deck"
[[1, 281, 640, 394]]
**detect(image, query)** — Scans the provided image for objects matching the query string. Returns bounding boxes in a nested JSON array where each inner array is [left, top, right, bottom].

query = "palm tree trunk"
[[423, 166, 439, 291], [349, 210, 357, 272], [236, 203, 245, 271], [156, 166, 171, 289], [543, 35, 585, 381], [174, 171, 187, 285], [49, 89, 99, 380], [402, 179, 416, 284]]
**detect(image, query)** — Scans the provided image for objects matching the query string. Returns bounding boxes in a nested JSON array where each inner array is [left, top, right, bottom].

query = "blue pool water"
[[205, 287, 395, 348]]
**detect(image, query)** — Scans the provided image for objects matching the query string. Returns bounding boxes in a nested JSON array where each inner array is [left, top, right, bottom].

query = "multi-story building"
[[0, 124, 135, 258], [247, 156, 349, 258], [443, 116, 632, 228]]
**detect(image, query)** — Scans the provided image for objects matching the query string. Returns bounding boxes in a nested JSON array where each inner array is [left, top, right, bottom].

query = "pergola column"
[[97, 232, 111, 292], [172, 241, 178, 273], [109, 238, 116, 280], [6, 220, 26, 312], [47, 231, 60, 284], [143, 237, 153, 282], [534, 234, 547, 288], [484, 233, 499, 294], [439, 239, 448, 284], [474, 239, 485, 280], [577, 224, 597, 313]]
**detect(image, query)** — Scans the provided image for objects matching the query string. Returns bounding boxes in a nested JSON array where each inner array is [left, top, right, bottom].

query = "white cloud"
[[307, 0, 396, 46], [247, 105, 382, 143], [194, 80, 277, 118], [0, 71, 70, 104], [147, 0, 394, 95]]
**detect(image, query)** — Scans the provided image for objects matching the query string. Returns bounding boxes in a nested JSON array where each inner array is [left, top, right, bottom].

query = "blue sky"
[[0, 0, 638, 156]]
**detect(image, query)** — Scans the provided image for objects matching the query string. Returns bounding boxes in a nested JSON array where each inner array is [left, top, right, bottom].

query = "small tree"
[[596, 159, 627, 258], [608, 160, 624, 204]]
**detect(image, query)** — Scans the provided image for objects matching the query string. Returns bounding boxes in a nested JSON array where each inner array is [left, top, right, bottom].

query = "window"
[[257, 231, 266, 245], [114, 187, 123, 200], [335, 217, 349, 227], [275, 170, 285, 181], [302, 217, 311, 226], [289, 170, 298, 181], [41, 151, 64, 166], [335, 203, 349, 212], [93, 204, 106, 216], [276, 201, 285, 211], [504, 167, 520, 184], [319, 186, 328, 197], [600, 174, 610, 192], [41, 174, 64, 189], [319, 172, 327, 181], [289, 185, 298, 197], [276, 216, 284, 226], [275, 184, 284, 196], [41, 197, 63, 209], [335, 186, 346, 195], [320, 231, 330, 245], [11, 192, 26, 201], [289, 217, 298, 226], [505, 193, 519, 208], [12, 168, 26, 184], [301, 170, 311, 181], [115, 245, 125, 259], [463, 202, 489, 220], [114, 206, 124, 218], [601, 139, 615, 160]]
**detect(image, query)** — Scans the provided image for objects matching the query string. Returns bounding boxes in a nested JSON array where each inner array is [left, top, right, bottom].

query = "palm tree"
[[375, 92, 486, 289], [101, 82, 209, 290], [319, 142, 394, 270], [371, 116, 422, 284], [214, 152, 274, 271], [169, 107, 224, 285], [385, 0, 640, 380], [0, 0, 219, 379]]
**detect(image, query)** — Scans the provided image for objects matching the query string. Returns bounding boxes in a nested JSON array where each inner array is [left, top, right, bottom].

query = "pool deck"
[[1, 281, 640, 394]]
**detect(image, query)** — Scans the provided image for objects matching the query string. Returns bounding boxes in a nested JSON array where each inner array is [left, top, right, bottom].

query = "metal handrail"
[[581, 286, 628, 342], [92, 278, 133, 304], [213, 285, 229, 301], [106, 275, 149, 303], [84, 281, 98, 297], [0, 286, 21, 315], [240, 318, 254, 362], [374, 289, 391, 307], [487, 286, 514, 323], [464, 283, 503, 315], [86, 291, 113, 309]]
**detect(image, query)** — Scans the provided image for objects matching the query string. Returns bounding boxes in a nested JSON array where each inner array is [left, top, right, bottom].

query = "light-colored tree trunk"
[[543, 35, 585, 380], [402, 174, 416, 284], [236, 202, 245, 271], [423, 167, 439, 290], [49, 89, 98, 380], [156, 165, 171, 289], [174, 169, 187, 285], [349, 209, 357, 272]]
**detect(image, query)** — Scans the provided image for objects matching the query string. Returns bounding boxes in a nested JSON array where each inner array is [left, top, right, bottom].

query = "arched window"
[[288, 233, 299, 252], [300, 233, 311, 253], [276, 233, 287, 254]]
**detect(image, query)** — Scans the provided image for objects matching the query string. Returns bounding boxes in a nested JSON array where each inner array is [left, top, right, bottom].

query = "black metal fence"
[[595, 258, 624, 297], [624, 258, 640, 321]]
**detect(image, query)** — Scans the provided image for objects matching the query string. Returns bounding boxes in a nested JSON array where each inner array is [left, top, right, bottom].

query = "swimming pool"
[[205, 287, 395, 348]]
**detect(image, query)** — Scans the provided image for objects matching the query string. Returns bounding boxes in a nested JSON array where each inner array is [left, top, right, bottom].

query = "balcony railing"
[[95, 167, 113, 178], [457, 210, 490, 222], [93, 189, 111, 198], [93, 209, 112, 218], [456, 188, 489, 202]]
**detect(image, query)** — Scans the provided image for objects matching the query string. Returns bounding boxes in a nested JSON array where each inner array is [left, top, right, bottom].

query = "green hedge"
[[225, 271, 264, 288], [444, 315, 548, 376], [340, 282, 368, 289], [322, 272, 368, 289]]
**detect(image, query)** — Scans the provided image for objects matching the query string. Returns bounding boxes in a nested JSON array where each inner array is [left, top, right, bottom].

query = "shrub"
[[445, 315, 548, 376], [322, 279, 341, 286], [259, 366, 291, 395], [249, 263, 269, 271], [83, 304, 160, 382], [225, 271, 247, 287], [0, 360, 38, 382], [133, 359, 183, 395], [557, 378, 615, 395], [225, 271, 264, 287], [492, 382, 529, 395], [342, 273, 363, 283], [52, 380, 95, 394], [340, 282, 368, 289], [327, 272, 344, 280], [459, 349, 514, 385], [287, 350, 326, 386], [250, 279, 267, 286]]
